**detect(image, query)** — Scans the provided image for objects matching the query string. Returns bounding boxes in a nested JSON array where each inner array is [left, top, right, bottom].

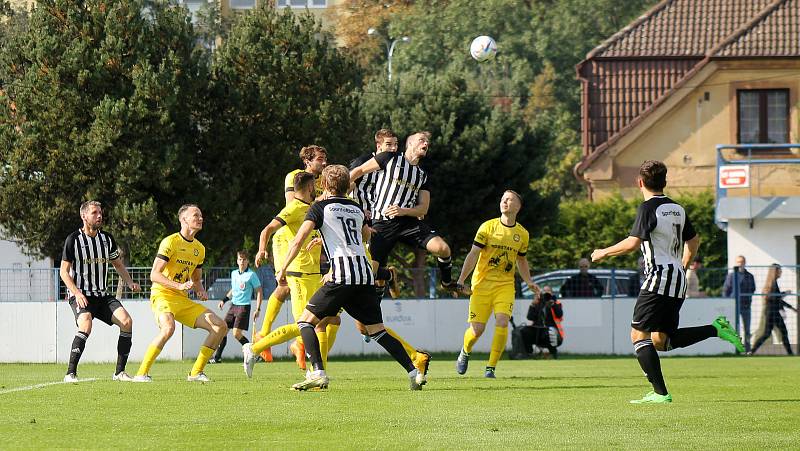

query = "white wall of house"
[[726, 219, 799, 269], [0, 229, 53, 269]]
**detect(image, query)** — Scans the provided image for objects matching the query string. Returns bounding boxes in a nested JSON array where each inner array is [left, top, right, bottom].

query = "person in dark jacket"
[[722, 255, 756, 352], [520, 288, 564, 358], [561, 258, 603, 298], [750, 264, 796, 355]]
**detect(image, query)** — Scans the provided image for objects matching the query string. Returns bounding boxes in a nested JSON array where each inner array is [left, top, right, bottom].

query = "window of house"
[[276, 0, 327, 7], [737, 89, 790, 145], [230, 0, 256, 8]]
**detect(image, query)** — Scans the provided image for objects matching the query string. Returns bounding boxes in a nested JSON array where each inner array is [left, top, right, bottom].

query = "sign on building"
[[719, 165, 750, 189]]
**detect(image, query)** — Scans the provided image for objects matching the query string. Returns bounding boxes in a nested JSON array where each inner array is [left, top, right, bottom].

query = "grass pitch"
[[1, 355, 798, 450]]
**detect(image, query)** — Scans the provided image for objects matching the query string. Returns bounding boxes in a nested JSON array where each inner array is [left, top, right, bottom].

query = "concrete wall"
[[0, 297, 737, 363]]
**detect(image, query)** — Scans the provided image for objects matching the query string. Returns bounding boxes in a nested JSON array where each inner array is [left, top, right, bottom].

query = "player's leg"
[[213, 307, 236, 363], [423, 235, 454, 289], [664, 297, 743, 352], [258, 284, 289, 337], [457, 290, 490, 374], [107, 301, 133, 380], [187, 308, 227, 380], [291, 284, 344, 390], [629, 291, 670, 403], [65, 297, 93, 381], [136, 308, 177, 380], [485, 286, 516, 376]]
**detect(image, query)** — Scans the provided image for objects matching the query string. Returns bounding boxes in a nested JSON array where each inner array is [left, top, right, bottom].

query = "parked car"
[[521, 269, 640, 299], [206, 278, 231, 301]]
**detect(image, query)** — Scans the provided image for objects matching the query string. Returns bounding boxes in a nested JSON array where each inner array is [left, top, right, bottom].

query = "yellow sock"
[[488, 326, 508, 368], [136, 345, 162, 376], [317, 330, 329, 369], [386, 327, 416, 361], [463, 327, 479, 354], [253, 324, 299, 354], [326, 323, 340, 352], [190, 346, 215, 376], [259, 294, 284, 336]]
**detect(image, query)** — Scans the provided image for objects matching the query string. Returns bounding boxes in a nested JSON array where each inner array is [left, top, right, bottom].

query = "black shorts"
[[224, 304, 251, 331], [631, 290, 685, 334], [370, 217, 439, 266], [305, 283, 383, 326], [68, 295, 123, 326]]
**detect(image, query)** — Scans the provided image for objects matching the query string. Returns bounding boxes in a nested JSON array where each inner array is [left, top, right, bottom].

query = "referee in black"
[[60, 201, 141, 382], [349, 131, 458, 296]]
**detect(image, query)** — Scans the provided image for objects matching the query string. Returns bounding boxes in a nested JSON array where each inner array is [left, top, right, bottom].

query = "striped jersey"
[[349, 151, 378, 213], [305, 197, 374, 285], [630, 195, 697, 298], [371, 151, 429, 221], [61, 229, 120, 297]]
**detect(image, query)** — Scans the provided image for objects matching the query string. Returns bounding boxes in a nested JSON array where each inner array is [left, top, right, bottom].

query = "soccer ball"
[[470, 36, 497, 62]]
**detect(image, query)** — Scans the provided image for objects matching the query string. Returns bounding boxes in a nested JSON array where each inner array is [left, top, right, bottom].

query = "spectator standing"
[[722, 255, 756, 352]]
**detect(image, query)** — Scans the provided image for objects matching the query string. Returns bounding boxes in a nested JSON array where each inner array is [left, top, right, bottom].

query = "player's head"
[[578, 257, 590, 274], [500, 190, 522, 215], [321, 164, 350, 196], [299, 145, 327, 175], [405, 131, 431, 159], [638, 160, 667, 192], [375, 129, 398, 154], [79, 200, 103, 230], [293, 171, 316, 200], [236, 250, 249, 269], [178, 203, 203, 231]]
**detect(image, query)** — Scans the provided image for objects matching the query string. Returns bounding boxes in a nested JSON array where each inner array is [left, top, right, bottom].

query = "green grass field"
[[1, 355, 798, 449]]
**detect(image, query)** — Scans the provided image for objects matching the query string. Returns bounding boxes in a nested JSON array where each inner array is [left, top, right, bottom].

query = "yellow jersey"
[[151, 232, 205, 299], [471, 218, 529, 287], [276, 198, 321, 274], [284, 169, 323, 199]]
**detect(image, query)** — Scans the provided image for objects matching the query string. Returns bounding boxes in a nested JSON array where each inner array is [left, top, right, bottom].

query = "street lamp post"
[[368, 28, 410, 81]]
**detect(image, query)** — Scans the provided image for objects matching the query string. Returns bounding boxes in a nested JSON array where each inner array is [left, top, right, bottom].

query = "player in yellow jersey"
[[247, 171, 335, 377], [134, 204, 228, 382], [253, 145, 329, 364], [454, 191, 539, 378]]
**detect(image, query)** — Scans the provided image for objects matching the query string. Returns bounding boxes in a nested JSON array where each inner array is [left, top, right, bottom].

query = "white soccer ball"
[[470, 35, 497, 62]]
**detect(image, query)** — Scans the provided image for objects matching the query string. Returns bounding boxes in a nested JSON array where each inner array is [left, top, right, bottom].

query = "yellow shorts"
[[468, 282, 515, 324], [287, 274, 323, 321], [272, 228, 289, 272], [151, 293, 208, 328]]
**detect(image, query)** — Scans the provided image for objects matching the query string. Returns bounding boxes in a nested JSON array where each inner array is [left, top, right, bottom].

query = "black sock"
[[437, 256, 453, 284], [371, 329, 415, 372], [298, 322, 324, 371], [67, 331, 88, 375], [238, 336, 249, 345], [116, 331, 132, 375], [374, 285, 386, 303], [633, 339, 668, 395], [669, 325, 715, 349], [214, 336, 227, 361], [376, 267, 391, 281]]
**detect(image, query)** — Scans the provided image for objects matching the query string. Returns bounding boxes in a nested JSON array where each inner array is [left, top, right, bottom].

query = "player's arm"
[[517, 256, 540, 297], [191, 267, 208, 301], [253, 285, 264, 320], [110, 258, 141, 292], [60, 260, 89, 308], [276, 220, 315, 284], [349, 157, 381, 183], [456, 245, 481, 286], [218, 288, 233, 310], [150, 257, 193, 291], [681, 234, 700, 270], [255, 218, 284, 267], [591, 236, 642, 262]]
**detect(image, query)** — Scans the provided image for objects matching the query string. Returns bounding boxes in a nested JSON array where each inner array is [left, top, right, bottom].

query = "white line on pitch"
[[0, 378, 99, 395]]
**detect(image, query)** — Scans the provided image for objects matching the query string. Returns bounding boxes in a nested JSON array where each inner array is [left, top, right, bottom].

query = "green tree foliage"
[[0, 0, 202, 263], [200, 5, 367, 263], [528, 191, 727, 273]]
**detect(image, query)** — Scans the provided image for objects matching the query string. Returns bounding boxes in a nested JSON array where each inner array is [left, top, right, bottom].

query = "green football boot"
[[712, 316, 745, 353], [630, 391, 672, 404]]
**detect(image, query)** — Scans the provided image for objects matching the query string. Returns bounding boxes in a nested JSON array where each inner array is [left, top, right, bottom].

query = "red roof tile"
[[716, 0, 800, 56]]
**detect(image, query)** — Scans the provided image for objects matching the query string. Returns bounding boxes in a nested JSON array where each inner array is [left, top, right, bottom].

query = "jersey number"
[[671, 224, 682, 257], [337, 216, 360, 246]]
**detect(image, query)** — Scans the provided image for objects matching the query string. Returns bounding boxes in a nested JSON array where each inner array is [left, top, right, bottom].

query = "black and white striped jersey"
[[349, 151, 377, 213], [630, 195, 697, 298], [61, 229, 120, 297], [305, 197, 374, 286], [371, 151, 429, 221]]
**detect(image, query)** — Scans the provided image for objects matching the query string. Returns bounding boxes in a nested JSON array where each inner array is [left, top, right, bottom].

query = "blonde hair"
[[322, 165, 350, 196], [80, 200, 102, 215]]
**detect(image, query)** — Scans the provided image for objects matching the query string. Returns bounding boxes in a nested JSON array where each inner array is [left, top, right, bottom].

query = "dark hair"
[[293, 171, 316, 193], [237, 250, 249, 260], [639, 160, 667, 191], [299, 145, 327, 163]]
